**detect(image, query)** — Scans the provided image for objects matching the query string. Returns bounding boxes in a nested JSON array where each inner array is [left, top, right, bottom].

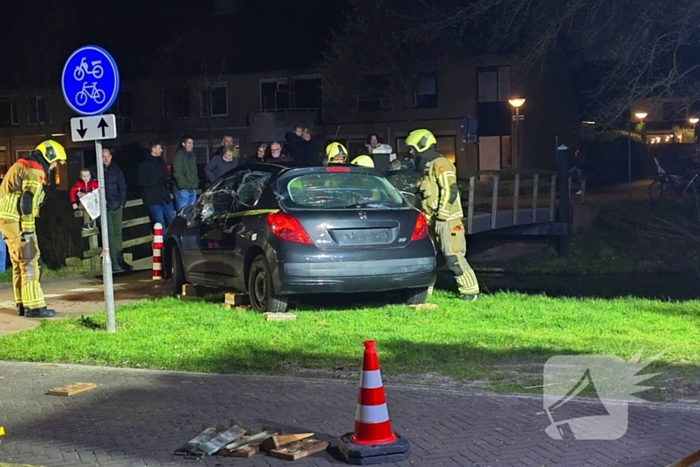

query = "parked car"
[[163, 163, 437, 312]]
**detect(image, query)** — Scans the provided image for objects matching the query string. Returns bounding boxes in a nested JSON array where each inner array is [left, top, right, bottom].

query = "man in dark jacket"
[[172, 135, 199, 210], [205, 144, 242, 185], [90, 147, 129, 273], [285, 127, 317, 166], [136, 142, 176, 235]]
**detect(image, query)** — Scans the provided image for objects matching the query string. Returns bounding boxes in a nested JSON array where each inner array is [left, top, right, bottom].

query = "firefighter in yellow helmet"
[[326, 142, 349, 164], [0, 140, 67, 317], [405, 129, 479, 301], [350, 155, 374, 168]]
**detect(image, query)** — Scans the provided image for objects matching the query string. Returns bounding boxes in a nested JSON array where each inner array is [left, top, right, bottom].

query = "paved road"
[[0, 362, 699, 466]]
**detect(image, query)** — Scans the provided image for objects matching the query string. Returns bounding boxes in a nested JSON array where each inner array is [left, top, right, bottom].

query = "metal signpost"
[[62, 45, 120, 333]]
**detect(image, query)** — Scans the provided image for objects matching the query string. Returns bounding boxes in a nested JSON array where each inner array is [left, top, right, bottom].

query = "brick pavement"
[[1, 362, 699, 466]]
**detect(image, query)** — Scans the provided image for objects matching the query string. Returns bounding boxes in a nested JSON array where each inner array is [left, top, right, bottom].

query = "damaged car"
[[163, 163, 437, 313]]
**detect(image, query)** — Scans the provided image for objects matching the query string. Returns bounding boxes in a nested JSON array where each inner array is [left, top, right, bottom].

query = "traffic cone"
[[152, 223, 163, 281], [337, 340, 410, 465], [351, 340, 396, 445]]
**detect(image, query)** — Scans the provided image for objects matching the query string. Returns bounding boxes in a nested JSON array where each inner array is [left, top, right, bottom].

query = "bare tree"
[[148, 15, 237, 153], [417, 0, 700, 127], [321, 0, 450, 122]]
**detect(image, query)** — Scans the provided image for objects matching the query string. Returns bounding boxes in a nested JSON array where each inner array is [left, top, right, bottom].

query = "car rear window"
[[279, 171, 407, 209]]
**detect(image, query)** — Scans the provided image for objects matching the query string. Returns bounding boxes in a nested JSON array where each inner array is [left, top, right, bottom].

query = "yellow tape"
[[228, 209, 279, 218]]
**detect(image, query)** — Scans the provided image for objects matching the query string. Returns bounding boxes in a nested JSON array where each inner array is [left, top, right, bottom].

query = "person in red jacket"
[[69, 168, 99, 230]]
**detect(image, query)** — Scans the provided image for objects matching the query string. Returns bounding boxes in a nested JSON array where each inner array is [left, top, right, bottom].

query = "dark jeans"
[[147, 202, 176, 236], [107, 207, 123, 264]]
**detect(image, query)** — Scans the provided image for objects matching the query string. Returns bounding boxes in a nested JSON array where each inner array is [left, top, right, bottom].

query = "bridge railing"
[[68, 197, 153, 271], [458, 169, 585, 234]]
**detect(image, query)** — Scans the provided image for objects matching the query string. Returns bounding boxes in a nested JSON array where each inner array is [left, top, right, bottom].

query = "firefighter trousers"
[[0, 221, 46, 309], [432, 218, 479, 296]]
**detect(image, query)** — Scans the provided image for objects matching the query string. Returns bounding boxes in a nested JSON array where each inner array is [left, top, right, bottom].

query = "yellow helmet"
[[405, 129, 437, 153], [35, 140, 67, 165], [326, 142, 349, 163], [351, 155, 374, 168]]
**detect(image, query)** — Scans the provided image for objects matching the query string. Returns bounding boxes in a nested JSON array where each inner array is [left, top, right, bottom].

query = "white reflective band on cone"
[[152, 263, 162, 270], [355, 403, 390, 424], [154, 235, 163, 243], [153, 249, 162, 257], [360, 369, 383, 389]]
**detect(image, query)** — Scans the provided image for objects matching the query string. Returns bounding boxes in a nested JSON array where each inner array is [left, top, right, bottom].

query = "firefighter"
[[405, 129, 479, 301], [0, 140, 67, 317], [326, 142, 349, 164]]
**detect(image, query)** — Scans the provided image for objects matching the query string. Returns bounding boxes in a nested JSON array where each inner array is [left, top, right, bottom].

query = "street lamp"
[[628, 111, 647, 198], [509, 98, 526, 168], [690, 117, 699, 143]]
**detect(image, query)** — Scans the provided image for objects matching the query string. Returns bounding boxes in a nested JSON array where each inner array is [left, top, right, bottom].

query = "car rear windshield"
[[279, 172, 408, 210]]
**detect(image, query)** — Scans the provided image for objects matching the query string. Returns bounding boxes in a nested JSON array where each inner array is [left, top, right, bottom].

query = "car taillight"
[[267, 212, 313, 245], [411, 212, 429, 241], [326, 166, 350, 172]]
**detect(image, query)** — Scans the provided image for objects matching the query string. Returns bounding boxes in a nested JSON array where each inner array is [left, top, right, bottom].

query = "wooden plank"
[[549, 175, 557, 222], [81, 228, 98, 238], [532, 174, 539, 223], [408, 303, 438, 310], [264, 312, 297, 321], [467, 175, 475, 234], [269, 439, 329, 461], [224, 293, 250, 306], [122, 216, 151, 229], [123, 235, 154, 249], [47, 382, 97, 396], [512, 173, 520, 225], [262, 433, 314, 452], [124, 198, 144, 208], [182, 284, 198, 297], [218, 445, 259, 458], [666, 448, 700, 467], [490, 173, 499, 230], [224, 430, 276, 451]]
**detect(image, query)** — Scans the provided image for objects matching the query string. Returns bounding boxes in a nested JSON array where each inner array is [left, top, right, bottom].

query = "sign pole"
[[94, 140, 116, 333]]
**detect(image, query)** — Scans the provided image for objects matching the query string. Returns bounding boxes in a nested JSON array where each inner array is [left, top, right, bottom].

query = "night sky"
[[0, 0, 349, 85]]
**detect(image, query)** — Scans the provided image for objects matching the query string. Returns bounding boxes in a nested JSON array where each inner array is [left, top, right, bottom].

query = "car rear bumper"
[[277, 257, 436, 294]]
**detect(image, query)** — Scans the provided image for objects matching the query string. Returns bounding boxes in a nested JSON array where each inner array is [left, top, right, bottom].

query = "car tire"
[[248, 254, 289, 313], [404, 287, 429, 305], [171, 247, 185, 297]]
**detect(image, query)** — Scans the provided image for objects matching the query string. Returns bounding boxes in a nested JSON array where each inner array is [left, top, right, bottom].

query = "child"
[[70, 169, 99, 230]]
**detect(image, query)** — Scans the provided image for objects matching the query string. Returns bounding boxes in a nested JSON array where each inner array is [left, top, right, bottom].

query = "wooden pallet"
[[264, 312, 297, 321], [46, 382, 97, 397]]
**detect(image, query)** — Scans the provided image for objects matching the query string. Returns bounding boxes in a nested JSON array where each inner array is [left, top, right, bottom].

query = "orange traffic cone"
[[337, 340, 410, 465]]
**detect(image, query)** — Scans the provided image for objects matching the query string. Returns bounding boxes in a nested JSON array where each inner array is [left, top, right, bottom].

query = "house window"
[[162, 88, 190, 119], [293, 76, 322, 109], [358, 75, 392, 111], [27, 96, 47, 126], [662, 102, 686, 121], [478, 66, 511, 102], [260, 79, 290, 111], [200, 82, 228, 117], [414, 74, 438, 109], [15, 150, 32, 161], [0, 98, 19, 127], [111, 90, 133, 133]]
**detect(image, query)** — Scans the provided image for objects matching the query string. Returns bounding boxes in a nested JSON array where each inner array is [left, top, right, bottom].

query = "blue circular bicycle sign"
[[61, 45, 120, 116]]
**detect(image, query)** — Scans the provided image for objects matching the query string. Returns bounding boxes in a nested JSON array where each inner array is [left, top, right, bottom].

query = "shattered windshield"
[[278, 171, 407, 210]]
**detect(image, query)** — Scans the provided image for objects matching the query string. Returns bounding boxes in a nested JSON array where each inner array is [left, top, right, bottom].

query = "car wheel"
[[248, 254, 289, 313], [170, 247, 185, 297], [403, 287, 429, 305]]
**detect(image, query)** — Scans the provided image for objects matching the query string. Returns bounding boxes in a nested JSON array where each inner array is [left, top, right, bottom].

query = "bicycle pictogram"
[[73, 57, 104, 81], [75, 82, 106, 107]]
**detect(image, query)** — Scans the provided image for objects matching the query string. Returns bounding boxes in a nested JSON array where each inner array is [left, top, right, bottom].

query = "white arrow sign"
[[70, 114, 117, 142]]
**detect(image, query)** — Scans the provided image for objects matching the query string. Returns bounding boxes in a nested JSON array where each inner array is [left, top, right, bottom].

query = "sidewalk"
[[0, 361, 698, 466], [0, 270, 169, 336]]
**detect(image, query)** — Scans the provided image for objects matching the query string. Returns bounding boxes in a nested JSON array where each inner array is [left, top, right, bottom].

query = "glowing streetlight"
[[635, 112, 648, 120], [509, 98, 526, 168], [628, 110, 647, 198]]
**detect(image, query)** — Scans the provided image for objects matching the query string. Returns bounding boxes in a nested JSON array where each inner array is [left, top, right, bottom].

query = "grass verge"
[[0, 290, 698, 400]]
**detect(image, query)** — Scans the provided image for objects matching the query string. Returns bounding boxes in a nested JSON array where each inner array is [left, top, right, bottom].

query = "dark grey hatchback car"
[[163, 163, 437, 313]]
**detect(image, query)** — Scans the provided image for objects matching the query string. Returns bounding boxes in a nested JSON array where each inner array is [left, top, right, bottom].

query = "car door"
[[221, 170, 274, 287], [183, 173, 243, 286]]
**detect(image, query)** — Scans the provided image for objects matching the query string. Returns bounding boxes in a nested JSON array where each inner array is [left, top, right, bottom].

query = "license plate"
[[334, 228, 392, 245]]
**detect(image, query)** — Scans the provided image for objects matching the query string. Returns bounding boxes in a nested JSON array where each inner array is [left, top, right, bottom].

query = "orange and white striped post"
[[338, 340, 410, 464], [351, 340, 397, 445], [152, 223, 163, 281]]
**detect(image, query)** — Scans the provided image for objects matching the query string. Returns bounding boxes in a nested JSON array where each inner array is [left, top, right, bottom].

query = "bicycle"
[[649, 169, 700, 202], [75, 82, 106, 107]]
